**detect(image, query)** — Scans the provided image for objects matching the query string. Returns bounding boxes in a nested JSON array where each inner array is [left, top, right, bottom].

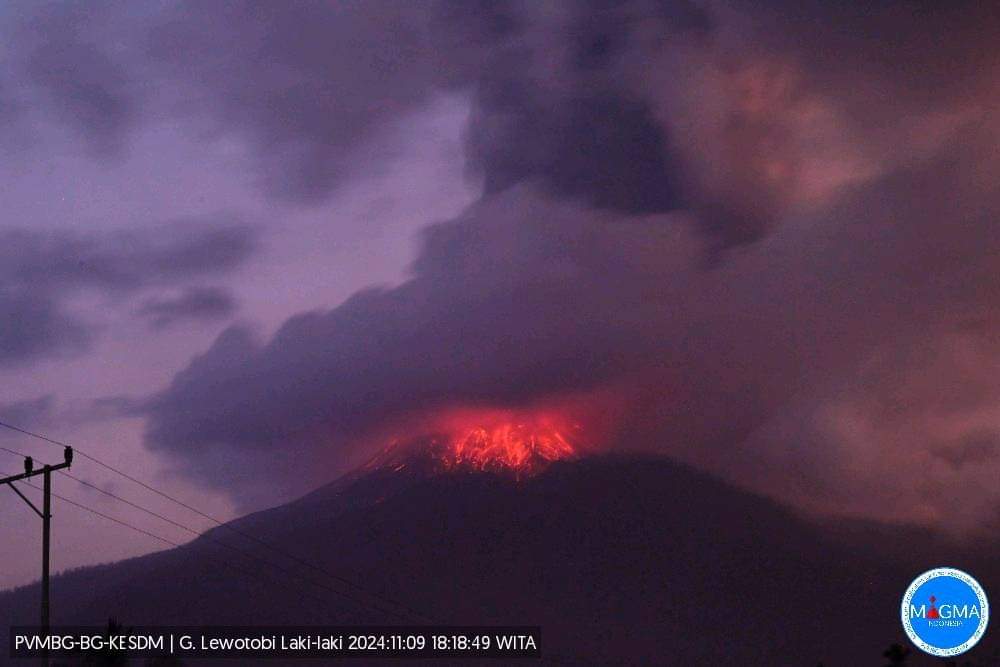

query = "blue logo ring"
[[901, 567, 989, 657]]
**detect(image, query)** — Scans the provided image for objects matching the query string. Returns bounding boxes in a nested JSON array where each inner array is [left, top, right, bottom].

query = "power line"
[[21, 478, 182, 549], [2, 446, 74, 667], [1, 444, 31, 458], [0, 420, 72, 449], [56, 469, 416, 622], [1, 420, 591, 665], [19, 479, 348, 615], [60, 470, 203, 537], [6, 441, 588, 667], [0, 418, 431, 623]]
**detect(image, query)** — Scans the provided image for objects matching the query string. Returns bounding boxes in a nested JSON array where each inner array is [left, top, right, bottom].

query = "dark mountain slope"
[[1, 455, 996, 665]]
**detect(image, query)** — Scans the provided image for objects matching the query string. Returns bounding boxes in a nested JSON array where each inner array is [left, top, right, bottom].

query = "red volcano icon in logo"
[[927, 596, 940, 620]]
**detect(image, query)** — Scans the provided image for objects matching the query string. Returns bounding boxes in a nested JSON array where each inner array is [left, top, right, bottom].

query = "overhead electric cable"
[[0, 418, 430, 622], [56, 469, 415, 621], [19, 478, 345, 614]]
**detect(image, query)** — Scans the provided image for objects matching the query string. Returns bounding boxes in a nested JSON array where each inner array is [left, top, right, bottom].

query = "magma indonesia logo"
[[901, 567, 989, 657]]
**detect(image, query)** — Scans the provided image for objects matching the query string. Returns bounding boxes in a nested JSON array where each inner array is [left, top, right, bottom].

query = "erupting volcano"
[[439, 419, 577, 475], [371, 407, 585, 477]]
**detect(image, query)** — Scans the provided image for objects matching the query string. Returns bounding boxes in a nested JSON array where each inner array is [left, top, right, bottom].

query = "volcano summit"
[[4, 454, 995, 664]]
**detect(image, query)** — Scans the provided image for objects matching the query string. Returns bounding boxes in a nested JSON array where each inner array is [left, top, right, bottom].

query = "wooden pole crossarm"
[[6, 481, 44, 518], [1, 447, 72, 667], [0, 460, 71, 486]]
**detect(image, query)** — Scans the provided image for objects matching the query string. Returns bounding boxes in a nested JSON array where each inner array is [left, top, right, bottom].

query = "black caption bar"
[[11, 626, 541, 660]]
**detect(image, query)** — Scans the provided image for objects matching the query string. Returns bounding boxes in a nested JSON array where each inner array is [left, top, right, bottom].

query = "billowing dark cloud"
[[144, 131, 1000, 520], [0, 222, 255, 291], [142, 0, 727, 240], [8, 0, 995, 241], [19, 0, 974, 248], [459, 0, 712, 217], [10, 1, 141, 156], [468, 90, 682, 214], [137, 286, 236, 330], [7, 1, 703, 217], [0, 221, 256, 366], [0, 288, 90, 367], [145, 1, 451, 202], [14, 0, 994, 526], [144, 187, 700, 504]]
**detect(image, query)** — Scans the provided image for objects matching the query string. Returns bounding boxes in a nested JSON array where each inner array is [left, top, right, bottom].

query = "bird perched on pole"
[[24, 456, 33, 475]]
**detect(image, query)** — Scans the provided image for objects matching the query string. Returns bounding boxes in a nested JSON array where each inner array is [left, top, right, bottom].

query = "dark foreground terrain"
[[2, 455, 997, 665]]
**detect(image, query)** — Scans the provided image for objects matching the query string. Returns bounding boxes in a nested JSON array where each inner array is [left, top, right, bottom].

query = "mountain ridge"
[[2, 454, 997, 665]]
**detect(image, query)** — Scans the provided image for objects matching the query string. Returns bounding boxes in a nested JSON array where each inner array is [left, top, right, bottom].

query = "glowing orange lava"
[[439, 419, 577, 475], [363, 400, 607, 478]]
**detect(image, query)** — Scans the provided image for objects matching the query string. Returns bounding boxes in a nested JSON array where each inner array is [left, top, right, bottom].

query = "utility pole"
[[2, 446, 73, 667]]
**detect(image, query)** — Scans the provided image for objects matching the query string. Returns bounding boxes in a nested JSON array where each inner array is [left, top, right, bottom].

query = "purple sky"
[[0, 98, 475, 587], [3, 1, 1000, 590], [0, 2, 480, 588]]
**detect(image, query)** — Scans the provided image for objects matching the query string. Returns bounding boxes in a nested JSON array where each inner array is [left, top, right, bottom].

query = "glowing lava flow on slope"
[[368, 407, 584, 478], [441, 418, 577, 474], [356, 392, 625, 479]]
